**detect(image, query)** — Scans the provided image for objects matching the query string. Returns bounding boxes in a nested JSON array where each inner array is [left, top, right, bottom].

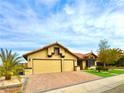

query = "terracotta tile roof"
[[74, 52, 98, 59], [74, 53, 87, 59]]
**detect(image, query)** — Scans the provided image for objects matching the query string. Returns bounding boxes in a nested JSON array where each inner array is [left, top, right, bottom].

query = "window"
[[54, 47, 60, 54]]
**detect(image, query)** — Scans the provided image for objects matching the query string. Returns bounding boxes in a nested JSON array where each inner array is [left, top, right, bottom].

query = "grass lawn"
[[84, 69, 124, 77]]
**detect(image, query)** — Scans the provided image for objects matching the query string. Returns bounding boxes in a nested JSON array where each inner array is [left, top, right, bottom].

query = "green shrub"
[[116, 57, 124, 66], [96, 66, 103, 72], [17, 92, 22, 93], [96, 66, 109, 72], [103, 67, 109, 71]]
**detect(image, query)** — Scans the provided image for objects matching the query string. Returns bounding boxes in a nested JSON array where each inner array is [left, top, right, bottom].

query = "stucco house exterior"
[[23, 42, 78, 75], [23, 42, 97, 75]]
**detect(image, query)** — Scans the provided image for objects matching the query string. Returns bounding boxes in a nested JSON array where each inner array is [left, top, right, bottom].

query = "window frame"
[[54, 47, 60, 54]]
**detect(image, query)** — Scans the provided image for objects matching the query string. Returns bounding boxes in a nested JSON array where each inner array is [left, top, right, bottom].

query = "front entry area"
[[77, 60, 83, 70], [77, 59, 96, 70]]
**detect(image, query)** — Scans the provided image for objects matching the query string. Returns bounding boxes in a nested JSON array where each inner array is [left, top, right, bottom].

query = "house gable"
[[85, 52, 97, 59], [23, 43, 78, 69], [23, 42, 78, 61]]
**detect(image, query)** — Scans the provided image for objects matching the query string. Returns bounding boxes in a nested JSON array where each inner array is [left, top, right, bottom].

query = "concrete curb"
[[0, 83, 22, 89]]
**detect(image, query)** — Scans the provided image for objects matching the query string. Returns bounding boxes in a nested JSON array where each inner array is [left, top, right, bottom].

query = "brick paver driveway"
[[24, 71, 101, 93]]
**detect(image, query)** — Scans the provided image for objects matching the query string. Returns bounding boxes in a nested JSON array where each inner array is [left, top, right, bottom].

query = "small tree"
[[98, 48, 122, 66], [116, 56, 124, 66], [108, 48, 122, 64], [0, 49, 23, 80], [98, 39, 110, 50], [97, 39, 122, 71]]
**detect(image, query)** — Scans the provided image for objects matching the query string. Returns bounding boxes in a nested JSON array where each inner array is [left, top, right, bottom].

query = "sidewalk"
[[102, 83, 124, 93], [44, 74, 124, 93]]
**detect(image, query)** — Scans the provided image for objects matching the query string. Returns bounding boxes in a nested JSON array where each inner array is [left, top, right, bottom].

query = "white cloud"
[[64, 4, 75, 15], [0, 0, 124, 55], [108, 14, 124, 35]]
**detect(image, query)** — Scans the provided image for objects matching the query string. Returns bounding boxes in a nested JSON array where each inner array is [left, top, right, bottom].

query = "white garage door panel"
[[33, 59, 61, 74]]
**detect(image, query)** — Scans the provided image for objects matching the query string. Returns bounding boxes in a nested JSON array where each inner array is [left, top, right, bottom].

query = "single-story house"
[[23, 42, 97, 75]]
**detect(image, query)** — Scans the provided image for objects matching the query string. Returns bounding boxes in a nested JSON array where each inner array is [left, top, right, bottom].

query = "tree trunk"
[[5, 75, 11, 80], [98, 69, 100, 72], [104, 62, 106, 67]]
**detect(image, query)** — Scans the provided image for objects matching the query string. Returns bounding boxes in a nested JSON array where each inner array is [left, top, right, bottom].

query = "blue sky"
[[0, 0, 124, 55]]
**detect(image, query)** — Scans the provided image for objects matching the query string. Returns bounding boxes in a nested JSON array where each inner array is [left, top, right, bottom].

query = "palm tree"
[[0, 49, 23, 80]]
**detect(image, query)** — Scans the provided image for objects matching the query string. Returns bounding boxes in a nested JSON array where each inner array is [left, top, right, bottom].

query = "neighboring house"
[[23, 42, 97, 75], [75, 52, 97, 70], [23, 42, 78, 74]]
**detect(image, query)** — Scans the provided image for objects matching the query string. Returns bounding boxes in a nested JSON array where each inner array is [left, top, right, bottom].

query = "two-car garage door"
[[33, 59, 74, 74]]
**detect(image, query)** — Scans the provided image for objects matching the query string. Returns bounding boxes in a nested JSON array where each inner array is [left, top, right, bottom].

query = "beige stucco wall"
[[82, 61, 86, 70], [95, 61, 97, 66], [26, 44, 77, 74]]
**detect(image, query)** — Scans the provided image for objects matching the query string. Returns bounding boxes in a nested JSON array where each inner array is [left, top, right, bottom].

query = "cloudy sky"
[[0, 0, 124, 55]]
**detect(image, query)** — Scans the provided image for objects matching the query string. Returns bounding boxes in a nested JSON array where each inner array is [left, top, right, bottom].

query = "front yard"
[[84, 69, 124, 77]]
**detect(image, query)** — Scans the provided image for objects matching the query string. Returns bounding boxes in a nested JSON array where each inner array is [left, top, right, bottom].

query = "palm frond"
[[0, 49, 24, 80], [0, 48, 6, 63]]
